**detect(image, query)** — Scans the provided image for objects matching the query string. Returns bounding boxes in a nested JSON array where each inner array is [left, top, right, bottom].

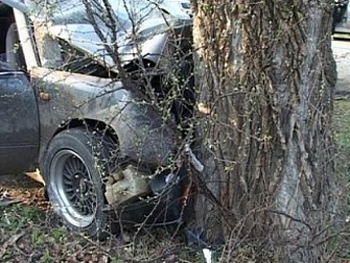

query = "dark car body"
[[0, 0, 195, 234], [0, 67, 39, 174]]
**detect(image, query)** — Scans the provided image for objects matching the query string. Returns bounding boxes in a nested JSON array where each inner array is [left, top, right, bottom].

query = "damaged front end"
[[106, 163, 191, 226], [26, 0, 196, 228], [32, 62, 194, 227], [0, 0, 197, 235]]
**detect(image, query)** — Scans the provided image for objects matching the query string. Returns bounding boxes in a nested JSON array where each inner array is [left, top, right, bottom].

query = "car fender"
[[31, 67, 178, 168]]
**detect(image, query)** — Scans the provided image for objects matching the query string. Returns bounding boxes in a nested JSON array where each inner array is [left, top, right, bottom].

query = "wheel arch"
[[39, 118, 119, 179], [54, 118, 119, 145]]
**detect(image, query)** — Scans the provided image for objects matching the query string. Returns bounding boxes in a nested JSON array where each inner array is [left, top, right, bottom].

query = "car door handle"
[[39, 92, 50, 101]]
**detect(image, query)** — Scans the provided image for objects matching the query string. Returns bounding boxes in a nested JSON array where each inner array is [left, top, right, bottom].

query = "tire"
[[43, 128, 117, 238]]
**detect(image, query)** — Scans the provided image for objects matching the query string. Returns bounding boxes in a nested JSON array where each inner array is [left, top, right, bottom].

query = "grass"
[[334, 99, 350, 152], [333, 34, 350, 40], [0, 202, 200, 262], [334, 99, 350, 194], [0, 204, 74, 262], [327, 98, 350, 262]]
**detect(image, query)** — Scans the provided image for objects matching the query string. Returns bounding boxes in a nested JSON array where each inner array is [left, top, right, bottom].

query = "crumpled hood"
[[25, 0, 191, 68]]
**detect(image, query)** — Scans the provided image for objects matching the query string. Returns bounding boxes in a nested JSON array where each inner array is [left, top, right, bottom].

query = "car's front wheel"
[[44, 128, 117, 238]]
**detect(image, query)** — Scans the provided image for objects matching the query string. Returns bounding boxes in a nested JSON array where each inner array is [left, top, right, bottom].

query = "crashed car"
[[0, 0, 195, 237]]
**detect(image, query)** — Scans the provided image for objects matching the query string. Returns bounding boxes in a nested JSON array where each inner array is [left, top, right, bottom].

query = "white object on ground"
[[25, 169, 45, 185], [203, 248, 213, 263]]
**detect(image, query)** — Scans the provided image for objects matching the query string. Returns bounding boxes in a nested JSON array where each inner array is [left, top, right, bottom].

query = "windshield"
[[24, 0, 191, 70], [26, 0, 187, 27]]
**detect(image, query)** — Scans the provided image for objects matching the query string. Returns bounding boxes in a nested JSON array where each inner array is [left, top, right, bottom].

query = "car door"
[[0, 69, 40, 175]]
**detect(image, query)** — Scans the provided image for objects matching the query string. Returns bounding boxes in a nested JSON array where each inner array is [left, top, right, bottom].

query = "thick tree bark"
[[192, 1, 338, 261]]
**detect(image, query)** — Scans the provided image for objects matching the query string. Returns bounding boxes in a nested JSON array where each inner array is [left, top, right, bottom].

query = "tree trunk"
[[191, 1, 338, 261]]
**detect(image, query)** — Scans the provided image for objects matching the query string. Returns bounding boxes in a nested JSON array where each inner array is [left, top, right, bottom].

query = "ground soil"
[[0, 174, 47, 208]]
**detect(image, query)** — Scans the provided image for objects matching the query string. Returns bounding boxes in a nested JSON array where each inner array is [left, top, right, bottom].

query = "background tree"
[[191, 0, 339, 261]]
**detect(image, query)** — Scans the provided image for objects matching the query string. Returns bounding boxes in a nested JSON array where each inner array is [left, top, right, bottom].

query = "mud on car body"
[[0, 0, 195, 237]]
